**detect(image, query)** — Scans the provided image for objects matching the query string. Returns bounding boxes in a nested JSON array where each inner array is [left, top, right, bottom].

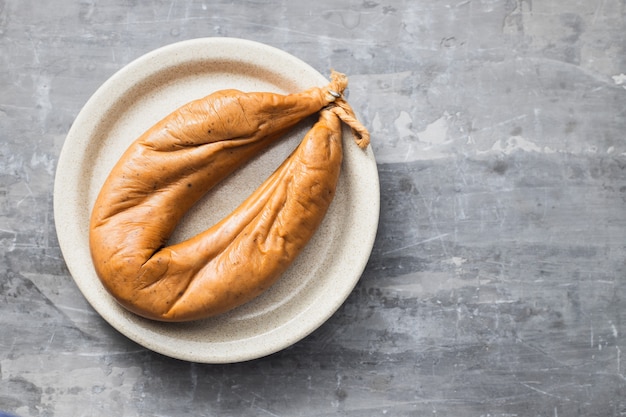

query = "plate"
[[54, 37, 379, 363]]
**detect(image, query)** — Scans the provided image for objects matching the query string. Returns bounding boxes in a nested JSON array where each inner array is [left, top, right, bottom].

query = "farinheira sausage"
[[89, 71, 369, 322]]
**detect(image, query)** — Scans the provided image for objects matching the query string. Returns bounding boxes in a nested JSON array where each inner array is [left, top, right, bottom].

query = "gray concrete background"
[[1, 0, 625, 416]]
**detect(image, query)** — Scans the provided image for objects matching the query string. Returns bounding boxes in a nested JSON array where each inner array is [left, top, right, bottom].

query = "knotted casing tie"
[[326, 99, 370, 149]]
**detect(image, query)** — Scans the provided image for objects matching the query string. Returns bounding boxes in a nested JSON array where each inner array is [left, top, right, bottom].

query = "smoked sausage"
[[89, 71, 369, 321]]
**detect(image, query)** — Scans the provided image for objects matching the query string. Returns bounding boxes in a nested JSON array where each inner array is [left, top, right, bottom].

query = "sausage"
[[89, 71, 369, 322]]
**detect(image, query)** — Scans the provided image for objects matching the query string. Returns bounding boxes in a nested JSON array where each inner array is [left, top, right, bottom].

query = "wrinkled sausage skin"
[[89, 73, 350, 321]]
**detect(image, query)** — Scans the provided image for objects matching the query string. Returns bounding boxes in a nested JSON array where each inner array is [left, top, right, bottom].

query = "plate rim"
[[54, 37, 380, 363]]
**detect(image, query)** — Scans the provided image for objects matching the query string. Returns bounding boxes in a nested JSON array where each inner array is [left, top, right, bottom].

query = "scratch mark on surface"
[[383, 234, 450, 255], [591, 0, 607, 26], [227, 386, 282, 417], [44, 330, 56, 351], [16, 183, 34, 207], [516, 337, 567, 367], [520, 382, 570, 401], [0, 227, 17, 236], [472, 114, 528, 133], [403, 142, 413, 163], [409, 169, 451, 257], [167, 1, 174, 21], [28, 35, 40, 65]]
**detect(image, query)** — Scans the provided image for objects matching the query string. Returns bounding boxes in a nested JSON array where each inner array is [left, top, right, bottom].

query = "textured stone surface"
[[1, 0, 625, 416]]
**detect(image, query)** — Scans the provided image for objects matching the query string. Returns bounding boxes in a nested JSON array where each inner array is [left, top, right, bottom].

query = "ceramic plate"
[[54, 38, 379, 363]]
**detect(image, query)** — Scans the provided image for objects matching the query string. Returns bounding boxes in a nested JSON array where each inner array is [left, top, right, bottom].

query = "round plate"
[[54, 37, 379, 363]]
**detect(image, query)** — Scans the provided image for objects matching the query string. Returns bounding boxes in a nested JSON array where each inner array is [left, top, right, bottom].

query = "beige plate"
[[54, 38, 379, 363]]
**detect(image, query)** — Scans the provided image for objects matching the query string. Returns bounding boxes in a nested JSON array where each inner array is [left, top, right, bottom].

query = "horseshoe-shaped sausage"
[[89, 71, 369, 321]]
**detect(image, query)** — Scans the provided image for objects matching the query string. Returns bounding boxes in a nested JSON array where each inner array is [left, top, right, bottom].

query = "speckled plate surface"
[[54, 37, 379, 363]]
